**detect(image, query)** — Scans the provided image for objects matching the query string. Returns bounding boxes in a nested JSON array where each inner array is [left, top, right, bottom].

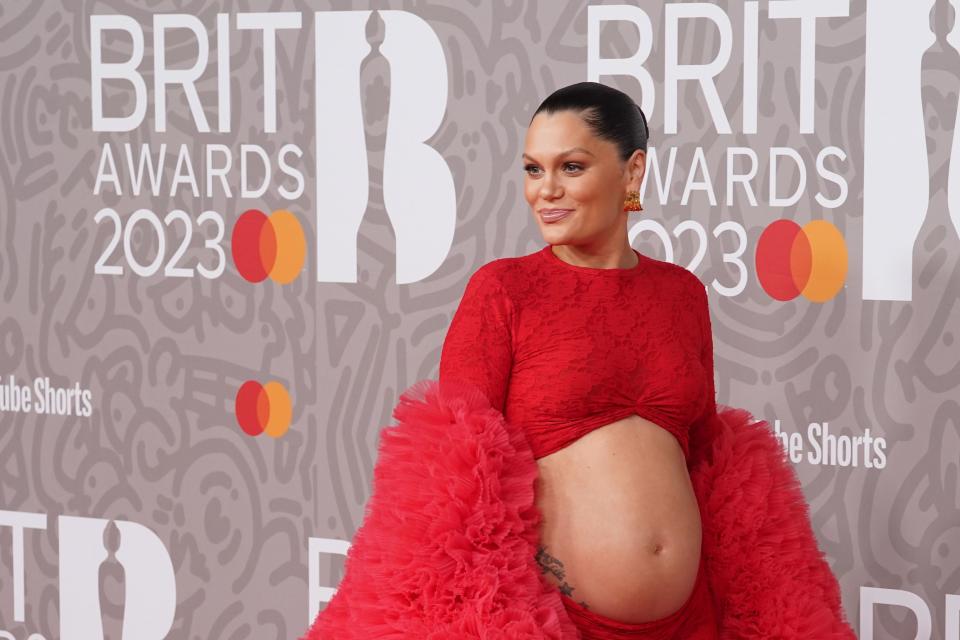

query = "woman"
[[302, 82, 857, 639]]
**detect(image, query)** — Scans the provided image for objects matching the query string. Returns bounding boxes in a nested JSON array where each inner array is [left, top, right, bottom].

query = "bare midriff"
[[533, 414, 702, 624]]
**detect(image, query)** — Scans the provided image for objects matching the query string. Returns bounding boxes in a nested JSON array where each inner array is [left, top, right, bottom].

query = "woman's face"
[[522, 110, 645, 246]]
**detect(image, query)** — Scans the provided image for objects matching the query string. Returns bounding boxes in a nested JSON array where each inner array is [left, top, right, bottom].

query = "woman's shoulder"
[[469, 249, 540, 285], [460, 250, 543, 309], [641, 252, 705, 290]]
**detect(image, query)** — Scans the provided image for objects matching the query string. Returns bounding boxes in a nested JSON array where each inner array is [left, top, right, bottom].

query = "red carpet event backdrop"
[[0, 1, 958, 638]]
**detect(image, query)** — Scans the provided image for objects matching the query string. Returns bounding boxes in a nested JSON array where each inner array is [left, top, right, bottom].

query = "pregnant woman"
[[303, 82, 856, 639], [439, 84, 716, 637]]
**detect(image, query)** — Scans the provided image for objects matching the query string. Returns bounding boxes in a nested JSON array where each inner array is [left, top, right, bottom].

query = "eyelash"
[[524, 162, 583, 176]]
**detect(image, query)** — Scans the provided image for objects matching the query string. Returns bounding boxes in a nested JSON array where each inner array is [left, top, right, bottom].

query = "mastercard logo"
[[232, 209, 306, 283], [755, 219, 847, 302], [235, 380, 292, 438]]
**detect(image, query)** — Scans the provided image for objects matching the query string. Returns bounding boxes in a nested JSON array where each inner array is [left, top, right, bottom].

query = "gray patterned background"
[[0, 1, 958, 638]]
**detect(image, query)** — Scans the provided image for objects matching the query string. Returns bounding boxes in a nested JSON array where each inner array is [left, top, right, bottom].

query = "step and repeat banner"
[[1, 1, 958, 638]]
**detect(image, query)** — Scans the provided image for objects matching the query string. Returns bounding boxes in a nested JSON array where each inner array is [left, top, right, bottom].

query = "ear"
[[626, 148, 646, 190]]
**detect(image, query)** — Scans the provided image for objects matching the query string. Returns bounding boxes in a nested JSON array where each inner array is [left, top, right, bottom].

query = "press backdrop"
[[1, 1, 959, 639]]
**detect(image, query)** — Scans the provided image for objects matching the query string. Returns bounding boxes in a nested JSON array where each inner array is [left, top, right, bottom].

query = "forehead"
[[524, 111, 610, 157]]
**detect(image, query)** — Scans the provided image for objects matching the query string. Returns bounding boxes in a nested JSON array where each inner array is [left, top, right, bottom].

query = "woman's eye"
[[523, 163, 582, 175]]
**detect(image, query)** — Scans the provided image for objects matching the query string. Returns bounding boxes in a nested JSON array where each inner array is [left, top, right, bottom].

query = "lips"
[[539, 209, 572, 222]]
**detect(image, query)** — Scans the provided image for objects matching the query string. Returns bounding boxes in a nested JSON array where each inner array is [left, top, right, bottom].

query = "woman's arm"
[[700, 283, 717, 418], [692, 274, 717, 424], [439, 266, 516, 412]]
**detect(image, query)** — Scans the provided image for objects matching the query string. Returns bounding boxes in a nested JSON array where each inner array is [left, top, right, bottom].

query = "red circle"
[[756, 220, 803, 301], [232, 209, 271, 282], [259, 219, 277, 276], [235, 380, 266, 436], [789, 231, 813, 292]]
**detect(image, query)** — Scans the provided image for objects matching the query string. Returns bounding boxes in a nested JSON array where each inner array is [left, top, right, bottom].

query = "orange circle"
[[262, 381, 292, 438], [268, 210, 306, 284], [800, 220, 847, 303]]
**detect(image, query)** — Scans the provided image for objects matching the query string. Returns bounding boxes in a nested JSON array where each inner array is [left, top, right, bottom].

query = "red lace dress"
[[302, 244, 857, 639], [439, 244, 716, 462]]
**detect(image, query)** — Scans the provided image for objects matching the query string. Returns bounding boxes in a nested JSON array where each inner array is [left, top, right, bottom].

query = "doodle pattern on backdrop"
[[0, 2, 959, 639]]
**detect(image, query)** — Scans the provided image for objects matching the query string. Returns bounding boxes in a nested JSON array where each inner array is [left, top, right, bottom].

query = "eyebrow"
[[521, 147, 595, 162]]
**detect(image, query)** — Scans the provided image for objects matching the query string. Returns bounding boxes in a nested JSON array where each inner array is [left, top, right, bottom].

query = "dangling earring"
[[624, 190, 643, 212]]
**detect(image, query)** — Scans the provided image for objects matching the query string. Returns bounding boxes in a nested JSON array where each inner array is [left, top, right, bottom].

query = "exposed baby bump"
[[534, 416, 704, 623], [538, 502, 702, 623]]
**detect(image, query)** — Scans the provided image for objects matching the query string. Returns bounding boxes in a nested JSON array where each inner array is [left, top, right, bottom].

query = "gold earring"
[[624, 190, 642, 212]]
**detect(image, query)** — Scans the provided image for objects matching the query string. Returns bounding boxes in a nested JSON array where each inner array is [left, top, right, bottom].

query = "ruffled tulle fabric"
[[688, 407, 856, 639], [302, 379, 857, 640], [301, 378, 580, 639]]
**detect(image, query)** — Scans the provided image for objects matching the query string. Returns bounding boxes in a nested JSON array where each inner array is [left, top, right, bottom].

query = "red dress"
[[301, 245, 857, 640], [439, 244, 715, 462], [441, 245, 719, 638]]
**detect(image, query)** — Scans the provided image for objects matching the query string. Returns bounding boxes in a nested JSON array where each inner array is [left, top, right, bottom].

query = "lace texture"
[[439, 244, 717, 461]]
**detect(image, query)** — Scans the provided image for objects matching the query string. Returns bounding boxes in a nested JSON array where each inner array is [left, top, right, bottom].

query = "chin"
[[544, 229, 578, 244], [539, 231, 566, 245], [539, 222, 572, 238]]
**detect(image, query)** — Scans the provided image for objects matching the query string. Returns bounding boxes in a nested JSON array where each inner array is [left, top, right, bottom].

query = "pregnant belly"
[[533, 414, 703, 624]]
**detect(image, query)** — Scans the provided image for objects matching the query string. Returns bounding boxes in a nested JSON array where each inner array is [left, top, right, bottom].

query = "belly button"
[[652, 542, 664, 555]]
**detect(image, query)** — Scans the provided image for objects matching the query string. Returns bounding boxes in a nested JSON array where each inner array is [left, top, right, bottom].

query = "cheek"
[[566, 174, 608, 205], [523, 179, 539, 205]]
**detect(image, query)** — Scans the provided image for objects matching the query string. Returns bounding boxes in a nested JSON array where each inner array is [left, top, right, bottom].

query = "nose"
[[539, 172, 562, 199]]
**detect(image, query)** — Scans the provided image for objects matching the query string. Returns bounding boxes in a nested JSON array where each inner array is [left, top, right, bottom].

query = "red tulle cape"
[[302, 379, 856, 639]]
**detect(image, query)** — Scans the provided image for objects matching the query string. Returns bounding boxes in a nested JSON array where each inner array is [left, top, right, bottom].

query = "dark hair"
[[530, 81, 649, 163]]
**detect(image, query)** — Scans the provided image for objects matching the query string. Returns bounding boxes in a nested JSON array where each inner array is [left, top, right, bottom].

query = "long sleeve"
[[439, 266, 516, 413], [684, 274, 718, 467], [694, 276, 717, 422]]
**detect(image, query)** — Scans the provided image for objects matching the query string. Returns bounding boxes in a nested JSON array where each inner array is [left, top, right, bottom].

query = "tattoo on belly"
[[534, 544, 590, 610]]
